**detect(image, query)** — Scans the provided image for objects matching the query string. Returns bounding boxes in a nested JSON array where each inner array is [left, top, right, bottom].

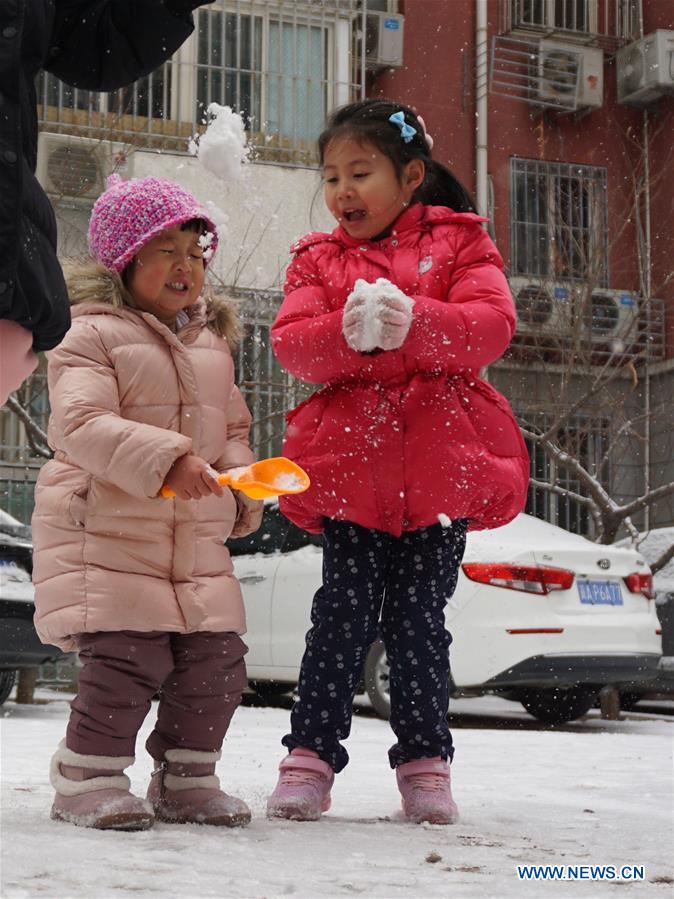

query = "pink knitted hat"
[[88, 174, 219, 272]]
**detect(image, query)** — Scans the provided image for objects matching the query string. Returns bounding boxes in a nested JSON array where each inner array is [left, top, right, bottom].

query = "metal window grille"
[[196, 9, 264, 130], [522, 412, 611, 535], [232, 289, 313, 461], [512, 0, 592, 33], [510, 157, 608, 285], [36, 0, 362, 160], [501, 0, 641, 47]]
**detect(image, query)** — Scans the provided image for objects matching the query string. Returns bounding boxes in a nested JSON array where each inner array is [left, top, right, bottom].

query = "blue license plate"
[[578, 580, 623, 605]]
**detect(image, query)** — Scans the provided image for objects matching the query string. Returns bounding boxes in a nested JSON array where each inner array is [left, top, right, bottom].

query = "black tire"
[[618, 691, 643, 711], [520, 685, 599, 724], [364, 639, 391, 719], [0, 670, 17, 706]]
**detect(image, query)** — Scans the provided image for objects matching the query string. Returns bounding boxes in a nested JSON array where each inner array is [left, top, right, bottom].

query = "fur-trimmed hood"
[[61, 258, 241, 352]]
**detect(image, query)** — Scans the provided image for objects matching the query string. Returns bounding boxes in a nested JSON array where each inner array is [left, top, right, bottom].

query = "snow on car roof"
[[0, 509, 24, 528]]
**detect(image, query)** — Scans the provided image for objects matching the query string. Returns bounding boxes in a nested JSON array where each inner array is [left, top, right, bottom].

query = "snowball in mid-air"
[[189, 103, 250, 181]]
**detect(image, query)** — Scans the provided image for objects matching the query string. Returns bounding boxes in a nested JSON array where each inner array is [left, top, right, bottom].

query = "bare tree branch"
[[5, 395, 52, 459], [651, 541, 674, 578]]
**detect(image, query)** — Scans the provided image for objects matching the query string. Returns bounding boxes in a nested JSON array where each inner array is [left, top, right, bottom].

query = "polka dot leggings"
[[282, 517, 467, 773]]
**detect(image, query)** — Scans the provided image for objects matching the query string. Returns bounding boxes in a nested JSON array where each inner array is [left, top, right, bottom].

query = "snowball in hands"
[[342, 279, 414, 352]]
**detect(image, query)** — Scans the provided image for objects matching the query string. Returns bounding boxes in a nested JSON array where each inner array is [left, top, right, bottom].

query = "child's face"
[[126, 226, 206, 325], [322, 137, 424, 241]]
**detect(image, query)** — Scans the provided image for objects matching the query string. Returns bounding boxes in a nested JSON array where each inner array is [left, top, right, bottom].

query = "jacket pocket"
[[67, 481, 91, 528]]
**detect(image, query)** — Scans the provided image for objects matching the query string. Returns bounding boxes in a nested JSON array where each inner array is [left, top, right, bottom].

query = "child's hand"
[[376, 291, 414, 351], [342, 289, 378, 352], [342, 278, 414, 352], [163, 454, 225, 501]]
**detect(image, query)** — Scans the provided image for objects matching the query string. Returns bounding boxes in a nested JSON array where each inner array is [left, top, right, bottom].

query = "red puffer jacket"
[[271, 203, 529, 536]]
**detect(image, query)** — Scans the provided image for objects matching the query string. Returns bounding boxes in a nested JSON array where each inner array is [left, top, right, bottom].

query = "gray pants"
[[66, 630, 247, 760]]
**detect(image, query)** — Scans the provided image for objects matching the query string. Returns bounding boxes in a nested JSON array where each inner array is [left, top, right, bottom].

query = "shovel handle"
[[160, 472, 232, 499]]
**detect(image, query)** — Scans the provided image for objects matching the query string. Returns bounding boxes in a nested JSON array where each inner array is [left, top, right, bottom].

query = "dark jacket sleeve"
[[45, 1, 213, 90]]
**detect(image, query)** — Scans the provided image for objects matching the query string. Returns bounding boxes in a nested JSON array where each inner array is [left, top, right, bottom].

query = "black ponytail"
[[318, 99, 477, 214]]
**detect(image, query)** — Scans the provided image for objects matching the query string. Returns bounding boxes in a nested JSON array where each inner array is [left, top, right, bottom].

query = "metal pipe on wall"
[[475, 0, 489, 219]]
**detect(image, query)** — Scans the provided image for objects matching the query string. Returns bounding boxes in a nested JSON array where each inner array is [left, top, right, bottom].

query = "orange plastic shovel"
[[160, 456, 310, 500]]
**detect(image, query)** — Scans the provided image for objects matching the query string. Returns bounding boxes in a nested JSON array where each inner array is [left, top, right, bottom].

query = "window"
[[110, 65, 173, 120], [523, 413, 610, 536], [510, 0, 597, 34], [197, 10, 263, 128], [197, 5, 332, 145], [510, 158, 608, 285], [37, 73, 95, 112], [37, 2, 358, 159], [267, 20, 326, 142]]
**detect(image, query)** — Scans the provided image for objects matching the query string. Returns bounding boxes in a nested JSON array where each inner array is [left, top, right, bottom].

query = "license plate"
[[578, 580, 623, 606]]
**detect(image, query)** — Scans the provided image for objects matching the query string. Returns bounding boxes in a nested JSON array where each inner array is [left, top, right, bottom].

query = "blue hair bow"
[[388, 111, 416, 143]]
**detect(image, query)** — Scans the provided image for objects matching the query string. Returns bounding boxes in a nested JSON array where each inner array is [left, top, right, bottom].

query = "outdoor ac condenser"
[[617, 30, 674, 106], [37, 133, 132, 202], [509, 277, 573, 338], [364, 12, 404, 69], [586, 289, 639, 349], [537, 40, 604, 110]]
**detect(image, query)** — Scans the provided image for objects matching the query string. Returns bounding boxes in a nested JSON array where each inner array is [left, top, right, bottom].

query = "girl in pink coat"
[[266, 100, 529, 824], [31, 175, 262, 831]]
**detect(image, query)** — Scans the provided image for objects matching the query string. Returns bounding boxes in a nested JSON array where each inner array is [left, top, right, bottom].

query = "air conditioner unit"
[[37, 133, 133, 202], [586, 289, 639, 347], [537, 39, 603, 109], [364, 12, 404, 69], [616, 30, 674, 106], [509, 278, 572, 338]]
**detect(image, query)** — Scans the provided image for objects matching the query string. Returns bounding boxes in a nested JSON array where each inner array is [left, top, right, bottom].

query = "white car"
[[230, 505, 662, 725]]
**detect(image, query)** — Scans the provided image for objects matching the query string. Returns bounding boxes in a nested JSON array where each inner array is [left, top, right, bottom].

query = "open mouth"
[[343, 209, 367, 223], [166, 281, 190, 294]]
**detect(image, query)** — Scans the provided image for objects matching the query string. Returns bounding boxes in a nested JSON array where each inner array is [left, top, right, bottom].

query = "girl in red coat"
[[267, 100, 529, 824]]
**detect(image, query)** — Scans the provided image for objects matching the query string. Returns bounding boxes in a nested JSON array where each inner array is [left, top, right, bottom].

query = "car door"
[[270, 525, 323, 672], [229, 505, 287, 669]]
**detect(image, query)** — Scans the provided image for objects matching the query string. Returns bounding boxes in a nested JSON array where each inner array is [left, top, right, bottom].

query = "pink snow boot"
[[266, 748, 334, 821], [50, 741, 154, 830], [396, 757, 459, 825], [147, 748, 251, 827]]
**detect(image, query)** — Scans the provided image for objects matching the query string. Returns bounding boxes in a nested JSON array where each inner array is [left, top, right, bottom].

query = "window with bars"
[[523, 414, 610, 536], [197, 10, 263, 129], [37, 64, 172, 121], [36, 2, 358, 157], [510, 0, 597, 34], [197, 6, 330, 143], [510, 158, 608, 284]]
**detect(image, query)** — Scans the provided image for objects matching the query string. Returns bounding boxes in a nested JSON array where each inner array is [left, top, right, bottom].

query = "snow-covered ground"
[[1, 693, 672, 898]]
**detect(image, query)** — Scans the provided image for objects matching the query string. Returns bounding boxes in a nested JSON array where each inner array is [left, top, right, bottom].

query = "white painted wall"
[[131, 151, 334, 290]]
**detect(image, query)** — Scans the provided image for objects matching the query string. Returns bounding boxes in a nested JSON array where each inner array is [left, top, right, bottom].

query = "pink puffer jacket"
[[32, 264, 259, 652], [272, 203, 529, 536]]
